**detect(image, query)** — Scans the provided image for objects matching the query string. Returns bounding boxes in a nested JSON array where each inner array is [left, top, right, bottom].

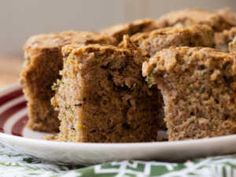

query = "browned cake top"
[[61, 43, 143, 75], [143, 47, 236, 80], [132, 24, 213, 44], [62, 43, 131, 60], [157, 8, 235, 32], [101, 19, 159, 42], [24, 31, 116, 50], [62, 37, 147, 72], [123, 24, 214, 56]]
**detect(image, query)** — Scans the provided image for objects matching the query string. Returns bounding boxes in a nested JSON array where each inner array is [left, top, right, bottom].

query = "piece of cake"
[[52, 42, 163, 142], [157, 8, 235, 32], [20, 31, 115, 132], [120, 24, 214, 57], [101, 19, 159, 43], [143, 47, 236, 140]]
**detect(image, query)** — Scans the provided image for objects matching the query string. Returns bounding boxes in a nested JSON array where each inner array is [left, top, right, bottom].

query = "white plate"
[[0, 83, 236, 165]]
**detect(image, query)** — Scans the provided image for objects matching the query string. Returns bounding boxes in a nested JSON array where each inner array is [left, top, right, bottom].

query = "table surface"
[[0, 57, 22, 87]]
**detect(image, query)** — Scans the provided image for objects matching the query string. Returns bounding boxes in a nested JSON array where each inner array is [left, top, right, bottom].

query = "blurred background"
[[0, 0, 236, 86]]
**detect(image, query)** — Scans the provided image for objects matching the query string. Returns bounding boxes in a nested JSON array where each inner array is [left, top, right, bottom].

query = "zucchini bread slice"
[[52, 44, 163, 142], [20, 31, 115, 132], [143, 47, 236, 140]]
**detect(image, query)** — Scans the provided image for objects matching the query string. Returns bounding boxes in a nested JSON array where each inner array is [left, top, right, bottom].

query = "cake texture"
[[143, 47, 236, 140], [229, 37, 236, 52], [20, 31, 115, 132], [101, 19, 159, 43], [215, 27, 236, 52], [121, 24, 214, 57], [52, 42, 163, 142], [157, 8, 235, 32]]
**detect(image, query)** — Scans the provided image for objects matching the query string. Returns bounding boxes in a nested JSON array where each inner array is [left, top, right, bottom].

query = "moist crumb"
[[157, 8, 236, 32]]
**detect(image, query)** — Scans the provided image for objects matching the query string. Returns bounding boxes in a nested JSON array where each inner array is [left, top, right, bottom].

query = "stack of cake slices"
[[20, 8, 236, 142]]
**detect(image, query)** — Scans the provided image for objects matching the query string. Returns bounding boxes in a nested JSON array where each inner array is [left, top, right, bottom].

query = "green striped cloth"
[[0, 143, 235, 177]]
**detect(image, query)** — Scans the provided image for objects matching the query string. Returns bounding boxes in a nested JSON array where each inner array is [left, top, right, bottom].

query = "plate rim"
[[1, 128, 236, 148], [1, 83, 236, 164]]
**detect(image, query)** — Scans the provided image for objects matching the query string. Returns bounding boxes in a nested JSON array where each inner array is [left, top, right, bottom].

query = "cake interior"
[[52, 44, 164, 142]]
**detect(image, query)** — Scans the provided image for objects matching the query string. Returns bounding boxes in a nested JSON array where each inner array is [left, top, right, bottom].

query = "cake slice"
[[157, 8, 235, 32], [20, 31, 115, 132], [52, 43, 163, 142], [143, 47, 236, 140], [101, 19, 159, 43], [121, 24, 214, 56]]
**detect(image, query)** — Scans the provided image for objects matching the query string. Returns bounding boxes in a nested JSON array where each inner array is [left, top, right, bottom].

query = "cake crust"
[[120, 24, 214, 57], [157, 8, 235, 32]]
